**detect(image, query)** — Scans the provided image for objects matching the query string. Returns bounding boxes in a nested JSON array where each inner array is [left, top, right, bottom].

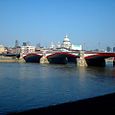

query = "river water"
[[0, 62, 115, 114]]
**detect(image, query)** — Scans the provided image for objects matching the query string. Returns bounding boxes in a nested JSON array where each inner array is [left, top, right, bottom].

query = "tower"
[[15, 40, 19, 48]]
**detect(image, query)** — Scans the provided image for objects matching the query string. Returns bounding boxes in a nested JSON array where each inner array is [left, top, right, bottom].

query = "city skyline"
[[0, 0, 115, 50]]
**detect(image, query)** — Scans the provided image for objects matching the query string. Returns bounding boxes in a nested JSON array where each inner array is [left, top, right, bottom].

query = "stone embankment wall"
[[0, 55, 25, 63], [0, 55, 18, 62]]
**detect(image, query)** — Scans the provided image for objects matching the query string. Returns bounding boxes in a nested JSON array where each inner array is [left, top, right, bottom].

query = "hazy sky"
[[0, 0, 115, 50]]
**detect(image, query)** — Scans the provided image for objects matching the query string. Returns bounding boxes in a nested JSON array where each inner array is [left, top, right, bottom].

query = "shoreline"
[[0, 58, 25, 63], [8, 92, 115, 115]]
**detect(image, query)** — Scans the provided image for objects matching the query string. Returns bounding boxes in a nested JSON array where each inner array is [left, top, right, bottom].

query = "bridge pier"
[[18, 57, 26, 63], [40, 56, 49, 64], [77, 51, 87, 67]]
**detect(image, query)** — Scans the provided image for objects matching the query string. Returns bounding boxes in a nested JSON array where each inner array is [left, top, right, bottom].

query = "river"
[[0, 62, 115, 114]]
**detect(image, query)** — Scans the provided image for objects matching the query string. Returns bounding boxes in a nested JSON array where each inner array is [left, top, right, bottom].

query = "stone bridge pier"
[[40, 53, 49, 64], [77, 51, 87, 67]]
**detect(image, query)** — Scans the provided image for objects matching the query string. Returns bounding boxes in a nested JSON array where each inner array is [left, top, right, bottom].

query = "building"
[[61, 35, 82, 50], [0, 45, 5, 54], [113, 47, 115, 52], [50, 42, 55, 49], [61, 35, 72, 49], [10, 47, 21, 54], [106, 46, 111, 52], [71, 44, 82, 50], [20, 45, 35, 57], [15, 40, 19, 48]]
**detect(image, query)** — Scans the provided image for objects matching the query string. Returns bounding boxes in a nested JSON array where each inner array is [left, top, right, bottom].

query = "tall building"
[[113, 47, 115, 52], [106, 46, 111, 52], [15, 40, 19, 48], [22, 42, 28, 46]]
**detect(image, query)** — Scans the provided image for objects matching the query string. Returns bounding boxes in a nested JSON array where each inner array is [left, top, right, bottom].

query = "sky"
[[0, 0, 115, 50]]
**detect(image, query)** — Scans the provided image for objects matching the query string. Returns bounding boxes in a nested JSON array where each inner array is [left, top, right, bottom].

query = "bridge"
[[84, 51, 115, 66], [22, 50, 115, 66], [46, 51, 80, 64], [47, 51, 115, 66], [23, 53, 43, 63], [46, 51, 115, 66]]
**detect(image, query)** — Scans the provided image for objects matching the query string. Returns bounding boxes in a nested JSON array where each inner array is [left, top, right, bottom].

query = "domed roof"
[[63, 35, 70, 42]]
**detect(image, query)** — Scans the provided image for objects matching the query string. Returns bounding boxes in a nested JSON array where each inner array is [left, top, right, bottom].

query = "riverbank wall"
[[0, 56, 18, 63], [0, 55, 25, 63], [8, 92, 115, 115]]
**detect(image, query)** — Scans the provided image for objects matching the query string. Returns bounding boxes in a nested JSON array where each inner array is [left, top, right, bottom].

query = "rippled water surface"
[[0, 63, 115, 114]]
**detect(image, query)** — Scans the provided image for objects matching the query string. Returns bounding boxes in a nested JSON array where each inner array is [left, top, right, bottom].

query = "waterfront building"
[[71, 44, 82, 50], [11, 47, 21, 54], [57, 42, 61, 48], [0, 45, 5, 54], [20, 45, 35, 57], [50, 42, 55, 49]]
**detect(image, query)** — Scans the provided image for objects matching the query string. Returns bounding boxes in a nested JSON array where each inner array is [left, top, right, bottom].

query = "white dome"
[[62, 35, 72, 49], [63, 35, 70, 42]]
